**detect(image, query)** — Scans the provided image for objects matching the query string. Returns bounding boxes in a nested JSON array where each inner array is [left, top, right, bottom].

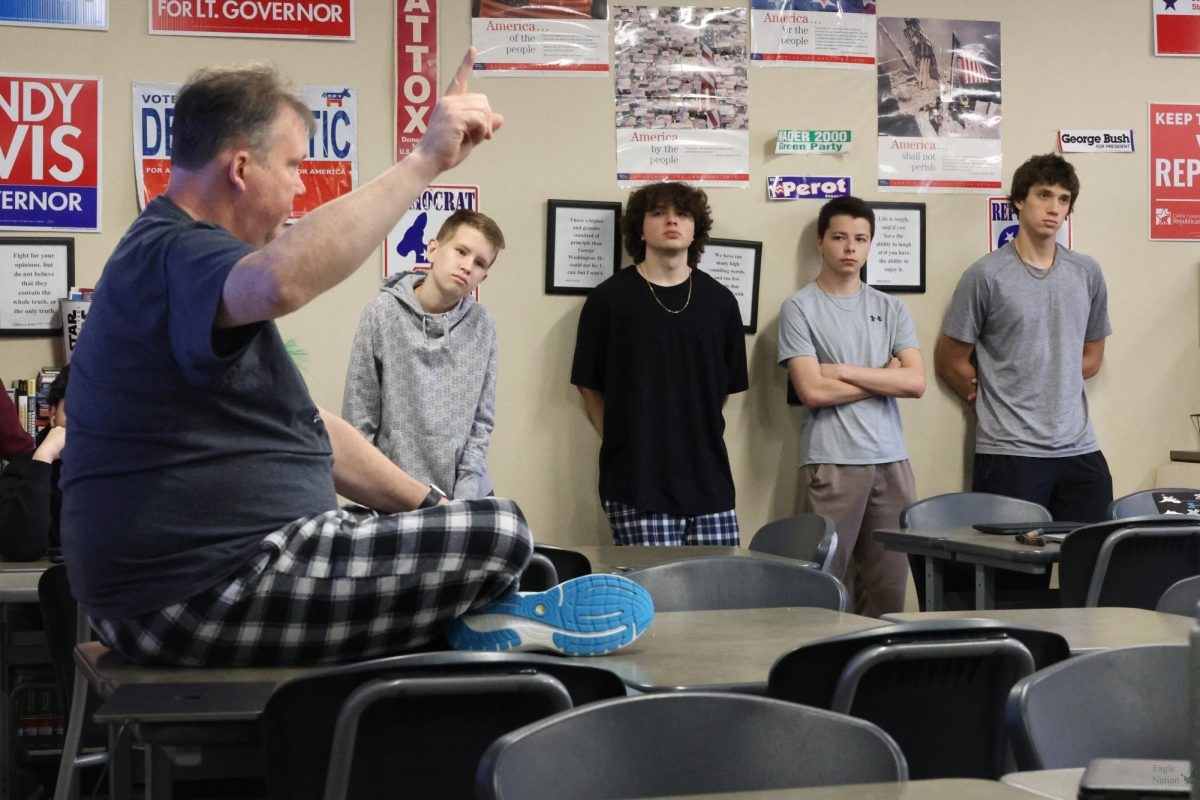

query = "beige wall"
[[2, 1, 1197, 549]]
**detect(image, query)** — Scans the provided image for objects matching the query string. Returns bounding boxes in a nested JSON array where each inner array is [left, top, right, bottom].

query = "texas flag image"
[[1154, 0, 1200, 57]]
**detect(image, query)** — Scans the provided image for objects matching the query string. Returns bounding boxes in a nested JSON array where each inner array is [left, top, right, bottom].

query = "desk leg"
[[145, 744, 174, 800], [924, 558, 945, 612], [975, 565, 995, 610]]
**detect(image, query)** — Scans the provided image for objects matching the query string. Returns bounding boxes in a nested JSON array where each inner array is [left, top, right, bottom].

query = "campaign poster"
[[0, 73, 102, 231], [383, 184, 480, 279], [473, 0, 608, 76], [149, 0, 353, 39], [397, 0, 437, 159], [132, 82, 358, 219], [615, 6, 749, 187], [750, 0, 875, 70], [0, 0, 107, 29], [1155, 0, 1200, 57], [987, 196, 1071, 252], [1149, 102, 1200, 241], [876, 17, 1001, 193]]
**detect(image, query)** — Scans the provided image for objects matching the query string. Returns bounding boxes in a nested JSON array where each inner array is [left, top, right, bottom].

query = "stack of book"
[[6, 367, 62, 445]]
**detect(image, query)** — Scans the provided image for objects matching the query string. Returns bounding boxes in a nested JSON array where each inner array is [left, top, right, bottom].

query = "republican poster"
[[0, 0, 107, 29], [1154, 0, 1200, 57], [132, 82, 358, 219], [149, 0, 353, 39], [397, 0, 436, 159], [1149, 102, 1200, 241], [383, 184, 480, 279], [876, 17, 1001, 193], [615, 6, 749, 187], [750, 0, 875, 70], [0, 73, 102, 231], [472, 0, 608, 76]]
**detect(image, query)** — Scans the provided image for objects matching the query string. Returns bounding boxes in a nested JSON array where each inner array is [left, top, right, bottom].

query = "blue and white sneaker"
[[447, 574, 654, 656]]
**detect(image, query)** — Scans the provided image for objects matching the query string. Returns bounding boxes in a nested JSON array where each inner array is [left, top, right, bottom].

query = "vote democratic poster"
[[383, 184, 480, 280], [0, 72, 102, 231], [149, 0, 353, 39], [876, 17, 1002, 193], [132, 82, 358, 219], [750, 0, 876, 70], [615, 6, 749, 187], [472, 0, 608, 76], [1149, 102, 1200, 241], [0, 0, 108, 29]]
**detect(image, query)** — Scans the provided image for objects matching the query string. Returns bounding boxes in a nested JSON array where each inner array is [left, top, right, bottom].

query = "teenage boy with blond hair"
[[344, 209, 503, 500]]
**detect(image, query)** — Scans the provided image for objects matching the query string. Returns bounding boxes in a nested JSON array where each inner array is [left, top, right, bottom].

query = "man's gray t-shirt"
[[941, 243, 1111, 458], [778, 283, 920, 466]]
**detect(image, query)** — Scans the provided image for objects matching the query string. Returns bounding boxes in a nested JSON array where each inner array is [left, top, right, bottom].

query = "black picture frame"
[[0, 237, 75, 336], [697, 237, 762, 333], [861, 201, 926, 293], [545, 199, 623, 295]]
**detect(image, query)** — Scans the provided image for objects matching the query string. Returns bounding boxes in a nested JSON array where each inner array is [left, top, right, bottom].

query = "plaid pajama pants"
[[602, 499, 741, 546], [92, 498, 532, 667]]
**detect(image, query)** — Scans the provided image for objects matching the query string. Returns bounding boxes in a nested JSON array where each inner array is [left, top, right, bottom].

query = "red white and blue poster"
[[396, 0, 437, 159], [0, 73, 102, 231], [615, 6, 750, 187], [132, 81, 358, 219], [1154, 0, 1200, 57], [750, 0, 876, 70], [383, 184, 479, 279], [0, 0, 107, 29], [1149, 102, 1200, 241], [149, 0, 353, 40], [472, 0, 608, 76]]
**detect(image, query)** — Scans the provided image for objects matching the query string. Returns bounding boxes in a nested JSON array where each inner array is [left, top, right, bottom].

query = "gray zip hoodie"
[[342, 270, 496, 499]]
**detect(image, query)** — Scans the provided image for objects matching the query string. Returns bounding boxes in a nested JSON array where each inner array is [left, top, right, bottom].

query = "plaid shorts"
[[92, 498, 532, 667], [602, 499, 740, 546]]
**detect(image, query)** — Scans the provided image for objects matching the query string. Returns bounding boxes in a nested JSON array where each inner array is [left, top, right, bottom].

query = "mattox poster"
[[0, 72, 102, 231], [133, 81, 359, 219]]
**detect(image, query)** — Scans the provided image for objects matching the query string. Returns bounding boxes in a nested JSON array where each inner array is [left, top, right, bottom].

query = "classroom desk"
[[572, 545, 810, 575], [1000, 768, 1085, 799], [588, 607, 886, 692], [882, 607, 1192, 654], [873, 527, 1059, 610], [613, 778, 1050, 799]]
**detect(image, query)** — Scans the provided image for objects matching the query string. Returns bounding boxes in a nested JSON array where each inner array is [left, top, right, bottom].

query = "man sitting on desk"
[[60, 51, 651, 666]]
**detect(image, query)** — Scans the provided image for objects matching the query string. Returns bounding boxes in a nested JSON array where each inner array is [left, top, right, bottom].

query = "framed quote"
[[697, 237, 762, 333], [862, 202, 926, 293], [545, 199, 623, 295], [0, 237, 74, 335]]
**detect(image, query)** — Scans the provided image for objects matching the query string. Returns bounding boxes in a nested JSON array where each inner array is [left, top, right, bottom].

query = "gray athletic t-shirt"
[[941, 243, 1111, 457], [778, 282, 920, 466]]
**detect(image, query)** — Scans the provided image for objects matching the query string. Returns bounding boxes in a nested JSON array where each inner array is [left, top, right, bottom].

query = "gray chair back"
[[477, 692, 907, 800], [748, 513, 838, 573], [531, 544, 592, 582], [261, 651, 626, 800], [768, 619, 1068, 780], [1156, 574, 1200, 616], [900, 492, 1053, 610], [624, 554, 847, 611], [1108, 487, 1200, 519], [1007, 644, 1189, 770], [1058, 517, 1200, 608]]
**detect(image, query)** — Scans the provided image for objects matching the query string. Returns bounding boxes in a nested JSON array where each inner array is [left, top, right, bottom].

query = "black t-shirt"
[[571, 266, 748, 515], [61, 197, 337, 619]]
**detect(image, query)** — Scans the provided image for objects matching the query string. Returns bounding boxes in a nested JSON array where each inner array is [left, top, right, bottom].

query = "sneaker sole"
[[447, 574, 654, 656]]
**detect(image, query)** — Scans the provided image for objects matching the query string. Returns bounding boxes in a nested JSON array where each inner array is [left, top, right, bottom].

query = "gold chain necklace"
[[1013, 241, 1056, 280], [640, 268, 693, 314]]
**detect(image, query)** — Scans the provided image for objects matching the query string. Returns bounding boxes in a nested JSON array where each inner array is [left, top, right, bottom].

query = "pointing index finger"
[[445, 47, 476, 96]]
